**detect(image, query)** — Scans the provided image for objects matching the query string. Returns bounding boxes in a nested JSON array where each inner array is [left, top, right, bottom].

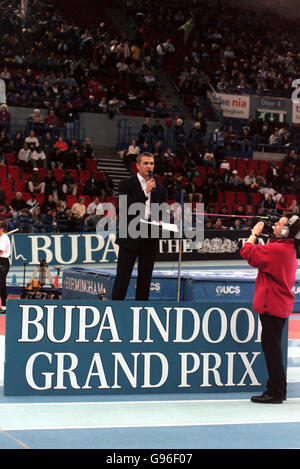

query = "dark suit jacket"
[[116, 175, 167, 251]]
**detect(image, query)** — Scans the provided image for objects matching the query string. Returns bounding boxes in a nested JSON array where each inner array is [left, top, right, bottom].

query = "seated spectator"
[[269, 129, 279, 147], [228, 170, 243, 190], [40, 132, 55, 159], [85, 196, 105, 231], [125, 138, 140, 169], [71, 197, 86, 221], [9, 192, 28, 223], [244, 170, 258, 191], [27, 168, 46, 194], [80, 137, 94, 159], [262, 193, 276, 214], [174, 118, 185, 144], [17, 142, 31, 172], [276, 195, 288, 215], [62, 138, 81, 170], [44, 109, 60, 128], [185, 176, 202, 203], [29, 109, 45, 134], [45, 179, 65, 202], [100, 172, 115, 198], [26, 193, 40, 214], [213, 217, 226, 230], [0, 104, 11, 132], [25, 130, 39, 151], [230, 218, 246, 230], [202, 149, 215, 168], [61, 171, 77, 195], [48, 209, 59, 233], [55, 135, 68, 153], [12, 130, 24, 156], [0, 129, 11, 153], [288, 198, 299, 215], [84, 171, 102, 197], [30, 146, 47, 169], [32, 207, 48, 233], [41, 194, 57, 215], [17, 208, 34, 233], [57, 208, 78, 232]]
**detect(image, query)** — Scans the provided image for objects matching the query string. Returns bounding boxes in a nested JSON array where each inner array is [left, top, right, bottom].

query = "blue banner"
[[4, 299, 288, 396]]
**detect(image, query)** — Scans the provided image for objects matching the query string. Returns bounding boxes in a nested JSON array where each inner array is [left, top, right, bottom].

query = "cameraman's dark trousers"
[[260, 313, 287, 399]]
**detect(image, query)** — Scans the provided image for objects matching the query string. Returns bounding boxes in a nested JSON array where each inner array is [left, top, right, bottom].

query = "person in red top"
[[240, 215, 300, 403]]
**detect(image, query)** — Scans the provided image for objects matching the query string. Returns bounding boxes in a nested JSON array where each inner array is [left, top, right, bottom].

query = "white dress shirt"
[[0, 234, 10, 258], [137, 172, 151, 219]]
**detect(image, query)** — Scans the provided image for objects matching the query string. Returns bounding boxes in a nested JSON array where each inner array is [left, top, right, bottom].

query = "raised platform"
[[62, 267, 300, 312]]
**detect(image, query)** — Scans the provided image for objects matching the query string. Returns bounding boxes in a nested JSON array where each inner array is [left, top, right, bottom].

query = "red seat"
[[53, 168, 64, 181], [8, 165, 20, 180], [236, 191, 247, 205], [66, 195, 78, 208], [224, 191, 236, 205], [236, 158, 247, 172], [79, 170, 91, 183], [14, 180, 26, 192], [258, 160, 269, 174], [4, 153, 16, 165], [247, 159, 258, 172], [225, 158, 236, 170], [65, 169, 78, 181], [0, 166, 7, 178], [37, 168, 47, 179], [86, 159, 97, 171], [0, 178, 12, 192], [252, 192, 263, 206]]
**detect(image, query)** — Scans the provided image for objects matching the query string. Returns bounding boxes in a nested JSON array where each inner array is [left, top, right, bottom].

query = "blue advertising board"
[[4, 299, 288, 396]]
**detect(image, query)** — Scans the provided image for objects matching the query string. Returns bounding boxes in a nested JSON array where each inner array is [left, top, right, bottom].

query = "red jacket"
[[240, 238, 297, 318]]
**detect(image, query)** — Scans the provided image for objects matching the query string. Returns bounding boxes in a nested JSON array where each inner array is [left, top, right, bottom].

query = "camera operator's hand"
[[252, 221, 264, 237], [246, 221, 264, 244]]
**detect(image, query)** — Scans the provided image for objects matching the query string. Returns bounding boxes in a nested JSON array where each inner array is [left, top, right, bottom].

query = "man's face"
[[137, 156, 154, 180], [273, 216, 288, 238]]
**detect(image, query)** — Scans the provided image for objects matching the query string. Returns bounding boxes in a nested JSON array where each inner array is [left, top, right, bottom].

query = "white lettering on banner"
[[178, 352, 260, 388], [25, 350, 261, 391], [18, 305, 259, 345], [18, 305, 121, 343], [24, 234, 118, 265]]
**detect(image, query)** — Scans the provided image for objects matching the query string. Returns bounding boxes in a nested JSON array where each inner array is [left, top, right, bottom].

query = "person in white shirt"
[[30, 146, 47, 169], [17, 142, 31, 171], [0, 221, 11, 313]]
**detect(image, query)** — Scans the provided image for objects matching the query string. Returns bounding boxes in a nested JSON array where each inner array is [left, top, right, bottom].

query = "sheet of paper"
[[140, 219, 179, 232]]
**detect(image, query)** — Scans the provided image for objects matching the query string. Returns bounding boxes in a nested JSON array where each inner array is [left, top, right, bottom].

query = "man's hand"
[[145, 178, 156, 193]]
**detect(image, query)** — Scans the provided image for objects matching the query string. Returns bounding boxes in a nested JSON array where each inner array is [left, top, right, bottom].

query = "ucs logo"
[[216, 285, 240, 295]]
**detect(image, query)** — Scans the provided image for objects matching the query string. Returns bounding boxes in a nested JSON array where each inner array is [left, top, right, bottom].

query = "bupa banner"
[[9, 232, 119, 266], [8, 231, 300, 266], [4, 300, 288, 396]]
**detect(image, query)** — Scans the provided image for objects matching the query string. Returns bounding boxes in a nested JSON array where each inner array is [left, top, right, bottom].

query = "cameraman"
[[240, 215, 300, 404]]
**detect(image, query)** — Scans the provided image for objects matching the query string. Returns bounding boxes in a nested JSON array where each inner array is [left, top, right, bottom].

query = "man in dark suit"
[[111, 152, 167, 300]]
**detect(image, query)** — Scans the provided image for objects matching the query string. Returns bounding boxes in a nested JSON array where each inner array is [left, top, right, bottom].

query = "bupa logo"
[[216, 285, 241, 295]]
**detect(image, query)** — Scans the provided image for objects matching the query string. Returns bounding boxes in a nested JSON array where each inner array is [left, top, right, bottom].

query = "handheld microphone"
[[148, 170, 153, 179]]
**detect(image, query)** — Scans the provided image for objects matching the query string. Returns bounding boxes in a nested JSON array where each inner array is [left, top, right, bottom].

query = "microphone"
[[148, 170, 153, 179]]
